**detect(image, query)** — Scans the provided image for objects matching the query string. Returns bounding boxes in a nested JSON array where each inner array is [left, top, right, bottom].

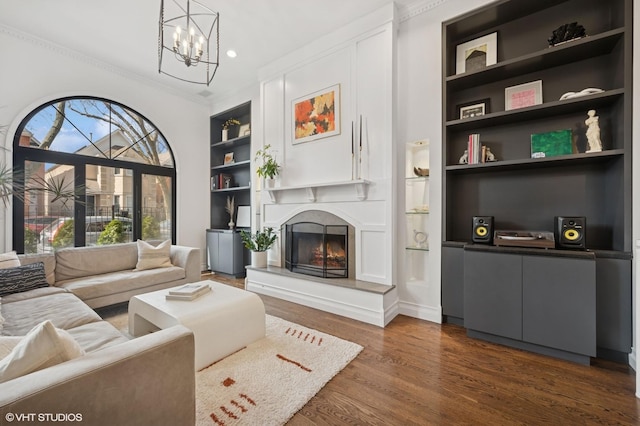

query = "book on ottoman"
[[166, 283, 211, 301]]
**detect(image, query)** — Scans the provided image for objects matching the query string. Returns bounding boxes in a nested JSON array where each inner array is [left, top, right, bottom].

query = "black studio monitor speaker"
[[472, 216, 494, 244], [555, 216, 586, 249]]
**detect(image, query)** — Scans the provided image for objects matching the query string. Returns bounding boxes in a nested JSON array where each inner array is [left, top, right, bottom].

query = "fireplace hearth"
[[285, 222, 348, 278]]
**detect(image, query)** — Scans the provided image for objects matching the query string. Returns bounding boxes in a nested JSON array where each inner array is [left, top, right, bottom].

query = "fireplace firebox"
[[285, 222, 348, 278]]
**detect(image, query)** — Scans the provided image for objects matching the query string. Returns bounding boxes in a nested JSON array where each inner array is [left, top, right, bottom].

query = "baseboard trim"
[[398, 301, 442, 324]]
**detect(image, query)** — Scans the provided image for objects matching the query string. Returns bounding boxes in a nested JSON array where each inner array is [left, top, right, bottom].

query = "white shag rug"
[[196, 315, 363, 426]]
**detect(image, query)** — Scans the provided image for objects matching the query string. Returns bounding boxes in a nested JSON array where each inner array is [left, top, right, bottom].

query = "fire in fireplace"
[[285, 222, 348, 278]]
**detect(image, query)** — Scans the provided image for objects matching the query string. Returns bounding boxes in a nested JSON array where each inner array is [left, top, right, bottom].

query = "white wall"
[[395, 0, 493, 321], [0, 26, 210, 266]]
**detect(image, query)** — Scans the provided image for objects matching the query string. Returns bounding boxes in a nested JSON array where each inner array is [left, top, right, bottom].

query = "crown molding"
[[0, 23, 210, 106], [397, 0, 450, 22]]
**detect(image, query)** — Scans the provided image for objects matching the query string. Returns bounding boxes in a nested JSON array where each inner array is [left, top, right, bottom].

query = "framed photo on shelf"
[[457, 98, 490, 119], [505, 80, 543, 110], [223, 152, 235, 165], [238, 124, 251, 137], [456, 32, 497, 75]]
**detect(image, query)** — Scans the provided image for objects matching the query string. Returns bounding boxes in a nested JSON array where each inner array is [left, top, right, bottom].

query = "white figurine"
[[585, 109, 603, 153], [485, 147, 496, 162], [459, 149, 468, 164]]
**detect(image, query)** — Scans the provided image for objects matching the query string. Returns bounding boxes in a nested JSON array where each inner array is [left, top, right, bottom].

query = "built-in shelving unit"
[[441, 0, 632, 361], [403, 140, 430, 292], [210, 103, 251, 228], [208, 101, 252, 277]]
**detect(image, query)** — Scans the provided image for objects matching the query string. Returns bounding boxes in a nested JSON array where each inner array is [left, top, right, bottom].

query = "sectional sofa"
[[0, 241, 201, 425]]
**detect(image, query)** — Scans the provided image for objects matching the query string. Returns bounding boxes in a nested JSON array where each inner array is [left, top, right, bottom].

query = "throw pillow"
[[0, 262, 49, 297], [135, 239, 173, 271], [0, 336, 22, 360], [0, 299, 4, 334], [0, 251, 19, 270], [0, 320, 85, 383]]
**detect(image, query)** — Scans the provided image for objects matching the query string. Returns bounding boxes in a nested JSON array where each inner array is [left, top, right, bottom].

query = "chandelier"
[[158, 0, 220, 86]]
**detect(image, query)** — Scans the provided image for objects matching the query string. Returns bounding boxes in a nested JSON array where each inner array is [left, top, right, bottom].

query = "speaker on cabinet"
[[472, 216, 494, 244], [555, 216, 586, 249]]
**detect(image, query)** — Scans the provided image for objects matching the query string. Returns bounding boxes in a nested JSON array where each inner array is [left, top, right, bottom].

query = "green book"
[[531, 129, 573, 158]]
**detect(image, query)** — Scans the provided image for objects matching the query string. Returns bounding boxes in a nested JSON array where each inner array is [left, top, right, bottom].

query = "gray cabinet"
[[441, 245, 464, 323], [595, 256, 632, 356], [522, 256, 596, 357], [206, 229, 246, 277], [464, 251, 522, 340], [464, 247, 596, 361]]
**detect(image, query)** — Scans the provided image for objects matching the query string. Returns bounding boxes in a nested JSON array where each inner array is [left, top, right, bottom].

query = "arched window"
[[12, 97, 176, 254]]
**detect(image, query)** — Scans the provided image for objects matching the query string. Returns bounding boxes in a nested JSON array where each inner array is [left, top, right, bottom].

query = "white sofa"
[[17, 241, 201, 308], [0, 242, 201, 424]]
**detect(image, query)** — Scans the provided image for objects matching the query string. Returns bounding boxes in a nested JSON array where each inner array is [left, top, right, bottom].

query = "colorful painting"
[[292, 84, 340, 144], [531, 129, 573, 158]]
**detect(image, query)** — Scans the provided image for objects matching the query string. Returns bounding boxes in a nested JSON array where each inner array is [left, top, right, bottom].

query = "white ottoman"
[[129, 280, 265, 370]]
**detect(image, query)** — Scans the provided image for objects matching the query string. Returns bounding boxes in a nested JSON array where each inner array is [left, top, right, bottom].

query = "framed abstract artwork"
[[455, 32, 497, 75], [292, 84, 341, 144], [505, 80, 543, 110]]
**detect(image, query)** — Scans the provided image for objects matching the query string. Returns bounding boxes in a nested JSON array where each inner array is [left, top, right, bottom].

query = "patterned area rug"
[[100, 307, 362, 425], [196, 315, 362, 425]]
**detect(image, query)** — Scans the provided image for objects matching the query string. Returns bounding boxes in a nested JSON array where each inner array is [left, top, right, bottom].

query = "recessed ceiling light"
[[226, 50, 237, 58]]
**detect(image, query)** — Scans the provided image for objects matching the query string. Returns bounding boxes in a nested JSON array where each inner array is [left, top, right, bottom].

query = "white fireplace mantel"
[[263, 179, 371, 203]]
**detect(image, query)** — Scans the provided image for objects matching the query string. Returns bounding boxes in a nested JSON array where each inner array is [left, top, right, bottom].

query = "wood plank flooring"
[[105, 274, 640, 424], [205, 274, 640, 425]]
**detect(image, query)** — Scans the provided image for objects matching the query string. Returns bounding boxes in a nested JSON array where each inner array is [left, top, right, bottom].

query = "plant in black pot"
[[240, 227, 277, 268]]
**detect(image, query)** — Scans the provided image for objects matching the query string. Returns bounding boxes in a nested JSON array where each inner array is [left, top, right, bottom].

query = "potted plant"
[[255, 144, 281, 187], [221, 118, 240, 141], [240, 227, 277, 268]]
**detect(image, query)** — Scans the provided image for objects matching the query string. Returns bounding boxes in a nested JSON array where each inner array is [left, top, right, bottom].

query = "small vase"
[[251, 251, 267, 268], [222, 129, 228, 141], [228, 220, 234, 229], [264, 178, 275, 188]]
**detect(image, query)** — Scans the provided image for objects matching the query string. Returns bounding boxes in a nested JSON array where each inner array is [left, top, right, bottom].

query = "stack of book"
[[467, 133, 495, 164], [166, 282, 211, 301], [210, 174, 234, 190], [467, 133, 481, 164]]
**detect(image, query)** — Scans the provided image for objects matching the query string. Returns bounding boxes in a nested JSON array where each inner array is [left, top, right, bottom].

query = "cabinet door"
[[442, 246, 464, 320], [206, 230, 220, 271], [464, 251, 522, 340], [217, 232, 236, 275], [596, 257, 631, 353], [522, 256, 596, 356]]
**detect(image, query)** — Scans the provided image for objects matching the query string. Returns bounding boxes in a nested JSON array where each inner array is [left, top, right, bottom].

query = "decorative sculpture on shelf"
[[485, 147, 496, 162], [413, 167, 429, 177], [548, 22, 586, 46], [459, 149, 468, 164], [413, 230, 428, 248], [585, 109, 603, 153]]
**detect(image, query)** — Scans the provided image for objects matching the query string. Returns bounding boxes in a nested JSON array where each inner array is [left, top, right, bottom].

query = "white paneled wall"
[[258, 5, 396, 287]]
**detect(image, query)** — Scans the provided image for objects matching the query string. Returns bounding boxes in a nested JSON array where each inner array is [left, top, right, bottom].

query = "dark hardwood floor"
[[100, 273, 639, 424], [204, 274, 639, 425]]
